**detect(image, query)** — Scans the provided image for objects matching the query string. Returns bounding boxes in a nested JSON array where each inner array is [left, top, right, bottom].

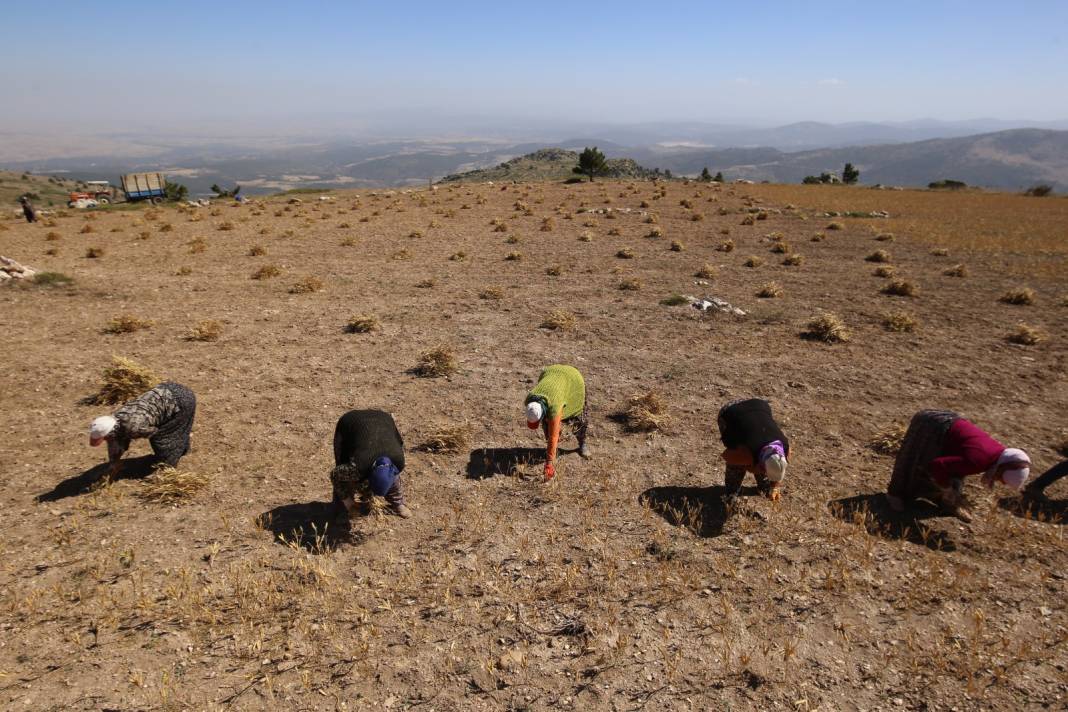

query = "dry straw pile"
[[540, 309, 577, 331], [804, 313, 850, 343], [623, 391, 669, 433], [421, 425, 472, 454], [103, 315, 155, 334], [88, 356, 159, 405], [137, 466, 209, 505], [870, 423, 907, 455], [414, 345, 458, 377]]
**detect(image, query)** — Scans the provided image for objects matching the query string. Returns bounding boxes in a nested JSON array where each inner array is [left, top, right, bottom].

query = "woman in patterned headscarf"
[[89, 382, 196, 476]]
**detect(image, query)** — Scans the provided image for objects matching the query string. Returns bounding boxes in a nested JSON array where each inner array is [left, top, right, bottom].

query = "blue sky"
[[4, 0, 1067, 131]]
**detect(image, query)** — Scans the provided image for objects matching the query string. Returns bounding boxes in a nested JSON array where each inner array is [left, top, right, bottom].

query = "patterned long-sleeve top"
[[107, 383, 181, 462]]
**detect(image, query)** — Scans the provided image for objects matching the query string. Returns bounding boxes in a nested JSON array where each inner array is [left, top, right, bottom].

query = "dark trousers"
[[149, 383, 196, 466], [1029, 460, 1068, 494], [723, 465, 772, 496]]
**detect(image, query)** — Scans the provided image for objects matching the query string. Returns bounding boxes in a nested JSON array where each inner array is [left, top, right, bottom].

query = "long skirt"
[[887, 409, 959, 501], [149, 382, 196, 466]]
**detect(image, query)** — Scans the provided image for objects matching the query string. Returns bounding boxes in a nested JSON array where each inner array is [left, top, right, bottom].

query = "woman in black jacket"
[[331, 409, 411, 519]]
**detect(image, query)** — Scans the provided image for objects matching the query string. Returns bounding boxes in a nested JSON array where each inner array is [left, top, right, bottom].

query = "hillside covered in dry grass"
[[1, 181, 1066, 710]]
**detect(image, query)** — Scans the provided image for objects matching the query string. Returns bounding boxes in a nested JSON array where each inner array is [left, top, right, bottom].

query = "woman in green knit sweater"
[[524, 364, 590, 481]]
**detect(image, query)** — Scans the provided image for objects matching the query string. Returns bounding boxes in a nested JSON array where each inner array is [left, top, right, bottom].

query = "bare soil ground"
[[1, 181, 1066, 711]]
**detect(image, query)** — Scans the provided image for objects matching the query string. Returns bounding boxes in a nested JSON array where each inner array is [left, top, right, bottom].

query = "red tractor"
[[68, 180, 115, 205]]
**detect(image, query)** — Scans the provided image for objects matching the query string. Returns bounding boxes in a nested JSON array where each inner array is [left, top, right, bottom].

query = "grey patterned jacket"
[[107, 384, 183, 462]]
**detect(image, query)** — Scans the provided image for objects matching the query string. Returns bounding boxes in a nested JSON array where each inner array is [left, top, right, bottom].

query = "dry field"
[[1, 180, 1066, 711]]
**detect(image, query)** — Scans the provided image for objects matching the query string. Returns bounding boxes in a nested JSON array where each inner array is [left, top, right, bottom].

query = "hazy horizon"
[[3, 0, 1067, 139]]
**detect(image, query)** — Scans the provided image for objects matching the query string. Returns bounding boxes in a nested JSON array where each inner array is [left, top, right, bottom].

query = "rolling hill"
[[438, 148, 659, 183], [637, 129, 1068, 189]]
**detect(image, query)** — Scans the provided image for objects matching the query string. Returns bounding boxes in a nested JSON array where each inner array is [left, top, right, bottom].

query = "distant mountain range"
[[3, 124, 1066, 195], [627, 129, 1068, 189]]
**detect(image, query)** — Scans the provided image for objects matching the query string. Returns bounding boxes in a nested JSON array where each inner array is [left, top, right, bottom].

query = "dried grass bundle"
[[421, 425, 471, 453], [540, 310, 577, 331], [346, 314, 381, 333], [103, 315, 155, 334], [138, 466, 209, 505], [415, 345, 458, 377], [870, 423, 906, 455], [804, 313, 850, 343], [623, 391, 669, 433], [88, 356, 159, 405], [187, 320, 223, 342]]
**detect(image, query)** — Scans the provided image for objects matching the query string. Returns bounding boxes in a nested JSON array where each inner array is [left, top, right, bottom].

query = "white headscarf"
[[997, 448, 1031, 489], [90, 415, 117, 440], [763, 454, 787, 482], [525, 401, 544, 426]]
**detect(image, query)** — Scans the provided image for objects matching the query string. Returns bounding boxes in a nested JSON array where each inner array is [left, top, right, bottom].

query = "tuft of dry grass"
[[175, 266, 192, 276], [827, 221, 844, 231], [103, 315, 155, 334], [449, 251, 467, 262], [771, 241, 790, 254], [346, 314, 381, 333], [421, 424, 472, 454], [540, 309, 577, 331], [883, 279, 918, 297], [866, 250, 891, 263], [45, 231, 60, 241], [607, 227, 621, 236], [622, 391, 669, 433], [669, 240, 684, 252], [188, 237, 207, 254], [217, 221, 235, 231], [414, 345, 458, 377], [811, 231, 825, 242], [87, 356, 159, 405], [137, 465, 209, 505], [505, 251, 523, 261], [873, 266, 896, 278], [782, 253, 804, 266], [546, 264, 563, 276], [804, 313, 850, 343], [756, 282, 783, 298], [875, 233, 894, 242], [416, 278, 436, 288], [251, 264, 282, 280], [79, 224, 94, 234], [289, 276, 324, 294], [744, 256, 764, 268], [741, 215, 755, 226], [540, 217, 555, 232], [248, 245, 267, 256], [409, 229, 424, 239], [479, 286, 504, 300], [85, 246, 104, 258], [392, 248, 413, 260], [717, 239, 735, 253], [647, 226, 663, 238], [870, 423, 907, 455], [999, 287, 1036, 305], [943, 263, 968, 277], [616, 247, 635, 259], [694, 263, 717, 279], [186, 320, 223, 342], [1007, 324, 1043, 345], [930, 247, 949, 256], [882, 310, 918, 332], [618, 277, 643, 291]]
